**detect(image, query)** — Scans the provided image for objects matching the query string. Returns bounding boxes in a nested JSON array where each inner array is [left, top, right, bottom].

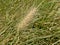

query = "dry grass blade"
[[52, 40, 60, 45]]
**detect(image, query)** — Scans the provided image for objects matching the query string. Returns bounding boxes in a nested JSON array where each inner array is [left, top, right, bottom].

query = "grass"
[[0, 0, 60, 45]]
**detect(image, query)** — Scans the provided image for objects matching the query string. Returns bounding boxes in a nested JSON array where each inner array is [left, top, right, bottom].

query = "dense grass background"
[[0, 0, 60, 45]]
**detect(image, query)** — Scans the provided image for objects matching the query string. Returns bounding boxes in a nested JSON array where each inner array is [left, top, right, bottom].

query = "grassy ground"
[[0, 0, 60, 45]]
